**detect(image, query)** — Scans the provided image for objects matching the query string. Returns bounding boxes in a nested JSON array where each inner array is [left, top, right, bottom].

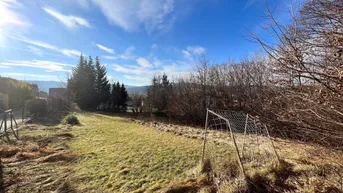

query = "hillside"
[[28, 80, 148, 94], [1, 112, 342, 192]]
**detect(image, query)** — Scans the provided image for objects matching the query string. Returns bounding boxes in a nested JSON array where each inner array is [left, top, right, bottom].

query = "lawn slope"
[[69, 113, 203, 192]]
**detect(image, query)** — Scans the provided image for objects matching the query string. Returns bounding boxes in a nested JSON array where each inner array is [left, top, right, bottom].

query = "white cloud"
[[136, 57, 152, 68], [153, 57, 161, 67], [103, 56, 118, 60], [27, 45, 43, 56], [0, 0, 30, 28], [121, 46, 136, 59], [0, 72, 59, 80], [0, 59, 73, 72], [123, 75, 150, 85], [95, 44, 114, 54], [112, 64, 143, 75], [182, 46, 206, 58], [187, 46, 206, 55], [43, 7, 91, 29], [7, 35, 82, 57], [62, 49, 82, 57], [88, 0, 174, 33], [102, 46, 136, 60], [182, 50, 190, 57]]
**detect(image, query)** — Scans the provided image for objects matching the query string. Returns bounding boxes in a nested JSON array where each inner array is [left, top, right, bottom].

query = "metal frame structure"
[[0, 109, 19, 140], [201, 109, 279, 178]]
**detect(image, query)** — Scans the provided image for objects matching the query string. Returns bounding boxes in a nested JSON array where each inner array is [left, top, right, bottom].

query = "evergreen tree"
[[147, 73, 171, 112], [119, 83, 128, 110], [68, 54, 97, 110], [85, 56, 97, 109], [160, 73, 171, 111], [111, 82, 120, 111], [95, 56, 110, 109]]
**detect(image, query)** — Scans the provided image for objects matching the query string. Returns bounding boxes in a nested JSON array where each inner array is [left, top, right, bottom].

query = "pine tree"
[[119, 83, 128, 110], [68, 54, 97, 110], [161, 73, 171, 111], [111, 82, 120, 111], [95, 56, 110, 109], [85, 56, 97, 109]]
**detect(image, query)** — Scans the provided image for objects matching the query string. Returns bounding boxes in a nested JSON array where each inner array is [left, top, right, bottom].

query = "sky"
[[0, 0, 293, 86]]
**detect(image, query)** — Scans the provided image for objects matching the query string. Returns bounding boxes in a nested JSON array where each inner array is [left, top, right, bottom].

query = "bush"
[[63, 113, 80, 125], [25, 99, 47, 116]]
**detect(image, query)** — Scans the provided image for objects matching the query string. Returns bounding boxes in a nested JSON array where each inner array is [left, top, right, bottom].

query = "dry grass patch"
[[68, 113, 205, 192]]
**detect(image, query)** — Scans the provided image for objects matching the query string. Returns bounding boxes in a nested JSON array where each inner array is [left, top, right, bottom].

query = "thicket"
[[146, 0, 343, 147], [67, 55, 128, 111], [25, 98, 48, 116], [0, 77, 37, 110]]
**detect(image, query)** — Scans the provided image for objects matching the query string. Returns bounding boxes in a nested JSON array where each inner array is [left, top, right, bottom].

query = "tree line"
[[146, 0, 343, 147], [68, 54, 128, 111], [0, 76, 37, 111]]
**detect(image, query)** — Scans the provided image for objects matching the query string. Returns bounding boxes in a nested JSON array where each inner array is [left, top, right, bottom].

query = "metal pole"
[[227, 120, 246, 178], [207, 110, 246, 177], [201, 108, 209, 164], [264, 124, 280, 163], [241, 114, 249, 156]]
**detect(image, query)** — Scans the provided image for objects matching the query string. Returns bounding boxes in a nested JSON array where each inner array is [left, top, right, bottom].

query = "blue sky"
[[0, 0, 292, 86]]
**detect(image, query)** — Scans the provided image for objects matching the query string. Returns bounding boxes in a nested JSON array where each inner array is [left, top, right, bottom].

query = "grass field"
[[69, 113, 206, 192], [1, 112, 342, 193]]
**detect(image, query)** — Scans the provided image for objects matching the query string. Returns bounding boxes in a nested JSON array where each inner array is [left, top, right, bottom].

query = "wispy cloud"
[[6, 35, 82, 58], [0, 59, 73, 72], [95, 44, 114, 54], [0, 0, 30, 28], [103, 46, 136, 60], [88, 0, 174, 33], [182, 46, 206, 58], [136, 57, 152, 68], [61, 49, 82, 57], [27, 45, 43, 56], [103, 56, 118, 60], [123, 75, 150, 84], [244, 0, 258, 9], [1, 72, 58, 78], [43, 7, 91, 29]]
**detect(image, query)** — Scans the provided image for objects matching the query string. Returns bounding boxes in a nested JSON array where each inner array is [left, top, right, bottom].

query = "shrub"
[[63, 113, 80, 125], [25, 98, 47, 116]]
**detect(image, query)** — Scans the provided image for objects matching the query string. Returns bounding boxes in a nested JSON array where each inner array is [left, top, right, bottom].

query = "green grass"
[[69, 113, 204, 192]]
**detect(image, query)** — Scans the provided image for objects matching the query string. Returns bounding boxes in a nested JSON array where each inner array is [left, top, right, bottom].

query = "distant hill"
[[28, 81, 66, 93], [126, 85, 148, 95], [28, 80, 148, 95]]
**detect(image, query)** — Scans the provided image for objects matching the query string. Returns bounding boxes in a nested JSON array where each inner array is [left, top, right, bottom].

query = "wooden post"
[[264, 124, 280, 163], [10, 113, 18, 139], [22, 108, 24, 122], [201, 108, 209, 164], [0, 120, 3, 139], [4, 113, 10, 141]]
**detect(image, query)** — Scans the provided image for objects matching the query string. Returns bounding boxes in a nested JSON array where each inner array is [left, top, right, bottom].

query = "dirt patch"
[[36, 151, 76, 163], [0, 124, 76, 193]]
